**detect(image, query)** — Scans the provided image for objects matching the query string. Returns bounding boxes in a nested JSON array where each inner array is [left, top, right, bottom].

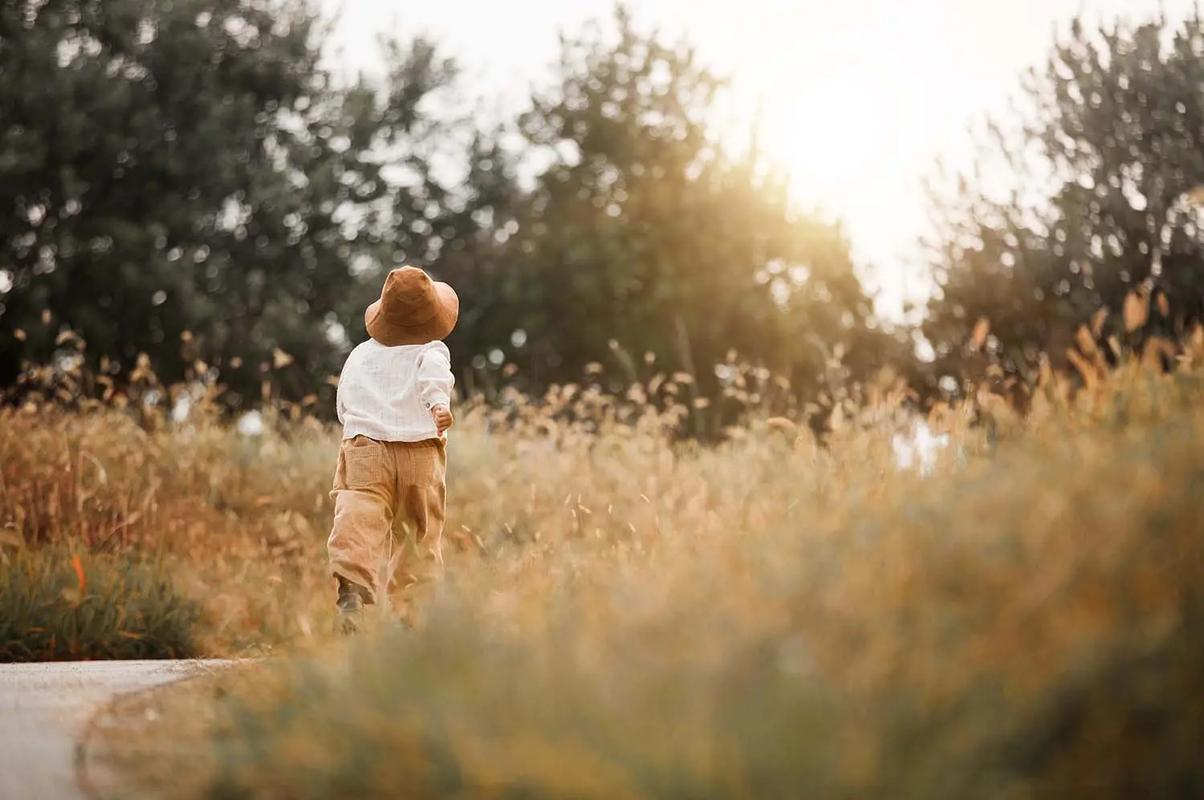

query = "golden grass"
[[59, 360, 1204, 797], [0, 406, 336, 653]]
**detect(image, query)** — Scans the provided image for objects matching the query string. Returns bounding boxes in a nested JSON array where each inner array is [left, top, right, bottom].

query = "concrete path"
[[0, 660, 225, 800]]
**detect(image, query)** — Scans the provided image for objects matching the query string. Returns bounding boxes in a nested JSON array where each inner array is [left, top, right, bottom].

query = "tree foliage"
[[1, 2, 899, 416], [924, 12, 1204, 392], [455, 9, 897, 409], [0, 0, 464, 405]]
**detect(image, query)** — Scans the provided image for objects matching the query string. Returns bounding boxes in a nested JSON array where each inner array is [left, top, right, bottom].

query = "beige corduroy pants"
[[327, 435, 446, 608]]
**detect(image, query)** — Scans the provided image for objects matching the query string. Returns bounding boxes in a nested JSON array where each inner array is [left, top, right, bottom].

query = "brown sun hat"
[[364, 266, 459, 346]]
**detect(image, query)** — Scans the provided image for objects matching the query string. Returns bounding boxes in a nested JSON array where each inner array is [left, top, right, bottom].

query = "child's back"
[[326, 266, 458, 633], [337, 338, 452, 443]]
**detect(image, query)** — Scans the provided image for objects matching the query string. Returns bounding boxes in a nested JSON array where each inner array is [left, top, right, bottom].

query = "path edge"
[[73, 659, 234, 800]]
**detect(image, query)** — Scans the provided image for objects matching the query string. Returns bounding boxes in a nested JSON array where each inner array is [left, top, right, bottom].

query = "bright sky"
[[322, 0, 1194, 321]]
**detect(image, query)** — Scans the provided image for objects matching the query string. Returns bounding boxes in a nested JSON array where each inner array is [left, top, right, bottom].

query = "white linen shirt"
[[336, 339, 454, 442]]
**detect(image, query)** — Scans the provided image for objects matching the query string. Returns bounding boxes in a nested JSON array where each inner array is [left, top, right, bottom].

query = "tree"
[[0, 0, 464, 406], [458, 8, 897, 413], [924, 11, 1204, 392]]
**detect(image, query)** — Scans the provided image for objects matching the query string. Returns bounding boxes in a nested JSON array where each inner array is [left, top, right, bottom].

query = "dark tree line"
[[0, 0, 493, 406], [448, 10, 902, 405], [924, 11, 1204, 394], [0, 0, 900, 417], [4, 1, 1204, 416]]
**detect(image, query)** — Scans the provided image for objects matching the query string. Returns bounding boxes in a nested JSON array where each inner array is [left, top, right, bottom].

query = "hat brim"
[[364, 281, 459, 346]]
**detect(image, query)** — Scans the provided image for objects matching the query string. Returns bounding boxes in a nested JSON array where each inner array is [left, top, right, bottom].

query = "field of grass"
[[22, 355, 1196, 797]]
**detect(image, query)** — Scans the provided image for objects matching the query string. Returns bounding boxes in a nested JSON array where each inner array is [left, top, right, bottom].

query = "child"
[[328, 266, 458, 633]]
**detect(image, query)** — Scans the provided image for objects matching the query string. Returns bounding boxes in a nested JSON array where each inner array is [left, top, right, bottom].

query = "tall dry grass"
[[0, 405, 337, 653], [0, 349, 896, 653], [64, 351, 1204, 798]]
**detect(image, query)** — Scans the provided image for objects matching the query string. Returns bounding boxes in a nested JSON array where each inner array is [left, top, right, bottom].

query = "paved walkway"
[[0, 660, 224, 799]]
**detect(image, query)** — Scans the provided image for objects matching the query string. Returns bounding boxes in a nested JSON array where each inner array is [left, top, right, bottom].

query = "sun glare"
[[771, 54, 916, 198], [756, 44, 934, 318]]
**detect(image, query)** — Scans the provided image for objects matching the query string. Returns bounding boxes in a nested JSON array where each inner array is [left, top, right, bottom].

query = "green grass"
[[0, 546, 199, 661]]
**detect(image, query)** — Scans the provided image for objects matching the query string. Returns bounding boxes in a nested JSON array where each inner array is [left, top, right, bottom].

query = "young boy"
[[328, 265, 458, 633]]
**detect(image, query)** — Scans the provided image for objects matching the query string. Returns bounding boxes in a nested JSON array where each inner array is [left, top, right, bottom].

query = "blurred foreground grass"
[[63, 361, 1204, 798]]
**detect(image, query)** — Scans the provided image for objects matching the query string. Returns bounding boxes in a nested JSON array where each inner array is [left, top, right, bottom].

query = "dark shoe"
[[335, 577, 372, 636]]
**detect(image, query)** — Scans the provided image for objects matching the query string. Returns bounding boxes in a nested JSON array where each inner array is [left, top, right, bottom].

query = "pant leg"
[[385, 439, 447, 602], [327, 436, 396, 603]]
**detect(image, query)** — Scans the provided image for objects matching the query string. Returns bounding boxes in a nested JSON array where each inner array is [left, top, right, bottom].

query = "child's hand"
[[431, 405, 454, 434]]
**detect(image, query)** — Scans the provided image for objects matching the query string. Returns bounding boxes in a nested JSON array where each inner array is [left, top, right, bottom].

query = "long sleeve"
[[335, 351, 353, 425], [338, 340, 454, 442], [416, 341, 454, 410], [335, 370, 347, 425]]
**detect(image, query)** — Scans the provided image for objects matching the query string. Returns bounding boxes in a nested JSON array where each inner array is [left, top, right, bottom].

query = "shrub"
[[0, 546, 199, 661]]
